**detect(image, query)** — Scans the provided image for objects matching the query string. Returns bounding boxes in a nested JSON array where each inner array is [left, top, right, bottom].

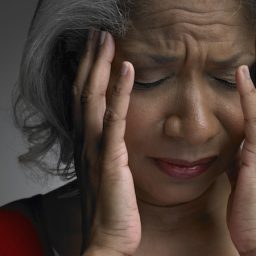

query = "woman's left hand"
[[227, 65, 256, 256]]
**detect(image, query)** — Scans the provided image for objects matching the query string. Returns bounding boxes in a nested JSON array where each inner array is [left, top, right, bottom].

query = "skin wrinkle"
[[135, 19, 242, 32], [124, 25, 250, 54], [119, 9, 254, 64], [137, 1, 242, 18], [141, 7, 240, 17], [134, 0, 243, 16], [137, 11, 242, 29], [131, 2, 248, 46], [131, 21, 245, 44]]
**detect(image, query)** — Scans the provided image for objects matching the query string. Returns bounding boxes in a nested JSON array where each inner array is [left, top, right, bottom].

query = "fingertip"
[[108, 32, 115, 48], [81, 30, 98, 58], [236, 65, 254, 92], [241, 65, 251, 80], [100, 31, 107, 46], [127, 61, 136, 76], [119, 61, 133, 76], [128, 61, 135, 74], [104, 32, 115, 49], [99, 32, 115, 62], [121, 62, 129, 76]]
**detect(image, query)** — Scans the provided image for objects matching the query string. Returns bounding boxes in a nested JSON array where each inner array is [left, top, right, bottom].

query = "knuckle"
[[244, 144, 256, 156], [81, 87, 94, 104], [104, 148, 127, 165], [244, 117, 256, 126], [72, 83, 79, 97], [249, 87, 256, 94], [242, 88, 256, 98], [112, 84, 122, 96], [103, 108, 120, 125]]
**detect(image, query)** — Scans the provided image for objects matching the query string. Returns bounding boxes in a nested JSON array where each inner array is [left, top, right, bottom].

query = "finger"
[[73, 30, 99, 180], [77, 33, 116, 252], [73, 30, 100, 137], [72, 31, 100, 245], [236, 65, 256, 167], [226, 145, 242, 191], [73, 30, 100, 196], [102, 62, 135, 171], [82, 32, 115, 155]]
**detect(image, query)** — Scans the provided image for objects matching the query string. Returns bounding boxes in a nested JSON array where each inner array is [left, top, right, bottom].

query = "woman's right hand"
[[73, 31, 141, 256]]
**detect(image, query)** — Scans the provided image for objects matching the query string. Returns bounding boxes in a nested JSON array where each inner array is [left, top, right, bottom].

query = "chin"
[[135, 182, 214, 207], [133, 166, 226, 207]]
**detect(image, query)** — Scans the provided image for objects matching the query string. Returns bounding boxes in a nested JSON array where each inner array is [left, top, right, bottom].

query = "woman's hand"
[[73, 31, 141, 256], [226, 66, 256, 256]]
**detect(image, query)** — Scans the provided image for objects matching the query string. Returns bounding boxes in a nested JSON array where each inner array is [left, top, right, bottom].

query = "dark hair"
[[13, 0, 256, 180]]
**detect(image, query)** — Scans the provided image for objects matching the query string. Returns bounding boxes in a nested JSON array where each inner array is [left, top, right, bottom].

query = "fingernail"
[[242, 65, 251, 80], [121, 62, 129, 76], [100, 31, 107, 46]]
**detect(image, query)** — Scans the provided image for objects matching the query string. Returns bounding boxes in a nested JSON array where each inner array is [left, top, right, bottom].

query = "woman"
[[1, 0, 256, 255]]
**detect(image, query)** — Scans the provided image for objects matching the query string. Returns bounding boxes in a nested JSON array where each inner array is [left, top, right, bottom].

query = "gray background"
[[0, 1, 67, 206]]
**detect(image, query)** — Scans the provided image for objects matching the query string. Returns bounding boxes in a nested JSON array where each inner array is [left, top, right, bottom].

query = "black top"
[[2, 194, 57, 256], [1, 180, 81, 255]]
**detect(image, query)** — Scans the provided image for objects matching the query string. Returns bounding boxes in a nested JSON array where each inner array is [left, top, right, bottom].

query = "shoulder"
[[41, 180, 82, 255], [0, 196, 45, 256], [0, 179, 79, 233], [0, 180, 81, 255], [0, 180, 78, 256]]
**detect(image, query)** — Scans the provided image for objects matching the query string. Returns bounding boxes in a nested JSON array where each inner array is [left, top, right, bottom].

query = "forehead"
[[133, 0, 240, 14], [129, 0, 248, 39], [115, 0, 254, 63]]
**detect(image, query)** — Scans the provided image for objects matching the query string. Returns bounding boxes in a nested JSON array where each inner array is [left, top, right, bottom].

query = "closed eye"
[[133, 77, 171, 90], [214, 77, 237, 90]]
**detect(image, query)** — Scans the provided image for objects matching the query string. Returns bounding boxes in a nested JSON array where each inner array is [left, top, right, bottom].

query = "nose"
[[164, 80, 220, 146]]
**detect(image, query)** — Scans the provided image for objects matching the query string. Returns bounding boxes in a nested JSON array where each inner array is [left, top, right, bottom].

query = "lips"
[[154, 156, 217, 179], [156, 156, 217, 167]]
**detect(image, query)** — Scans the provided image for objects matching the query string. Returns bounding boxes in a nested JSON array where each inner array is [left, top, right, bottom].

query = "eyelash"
[[133, 77, 170, 90], [213, 78, 237, 90], [133, 77, 237, 90]]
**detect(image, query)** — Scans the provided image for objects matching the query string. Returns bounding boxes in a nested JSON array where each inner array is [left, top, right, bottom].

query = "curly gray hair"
[[14, 0, 133, 179]]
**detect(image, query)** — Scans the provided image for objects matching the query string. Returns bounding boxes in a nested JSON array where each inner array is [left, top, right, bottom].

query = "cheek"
[[125, 95, 152, 150], [124, 92, 165, 153], [217, 96, 244, 144], [214, 95, 245, 171]]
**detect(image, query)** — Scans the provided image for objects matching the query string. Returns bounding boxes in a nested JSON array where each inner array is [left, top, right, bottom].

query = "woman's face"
[[109, 0, 255, 206]]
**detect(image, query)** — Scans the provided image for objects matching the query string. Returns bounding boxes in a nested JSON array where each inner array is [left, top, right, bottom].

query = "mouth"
[[153, 156, 217, 179]]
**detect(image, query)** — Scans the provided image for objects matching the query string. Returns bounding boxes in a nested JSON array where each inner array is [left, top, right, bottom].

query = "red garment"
[[0, 209, 44, 256]]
